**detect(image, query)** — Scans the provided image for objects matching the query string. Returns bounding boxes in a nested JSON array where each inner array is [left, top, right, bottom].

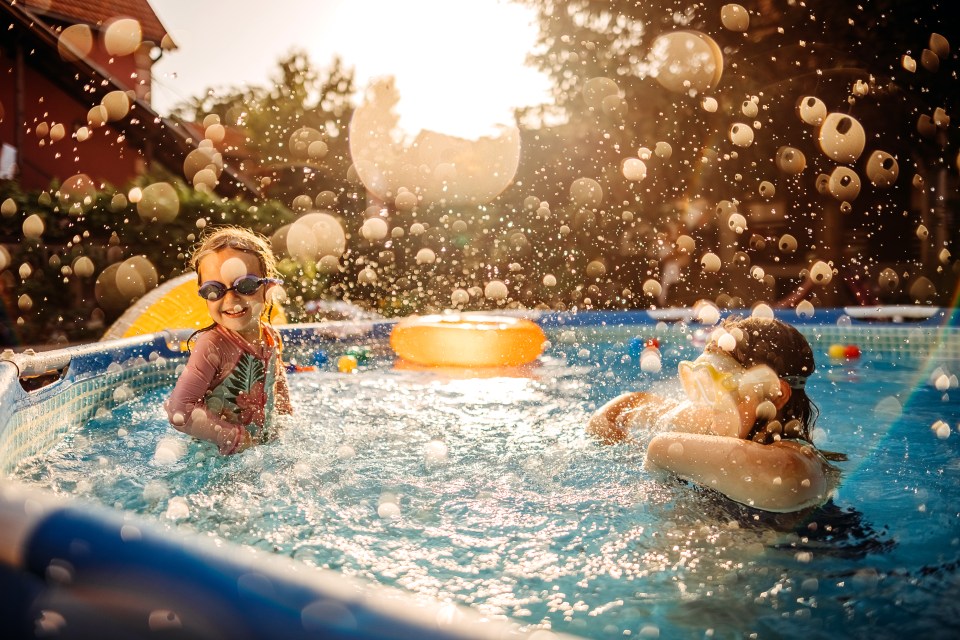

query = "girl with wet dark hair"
[[589, 317, 843, 513]]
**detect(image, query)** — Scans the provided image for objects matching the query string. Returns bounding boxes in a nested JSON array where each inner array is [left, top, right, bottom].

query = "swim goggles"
[[198, 275, 282, 301], [678, 352, 744, 406]]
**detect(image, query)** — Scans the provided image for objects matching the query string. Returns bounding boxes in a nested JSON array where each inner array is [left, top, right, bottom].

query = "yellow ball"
[[828, 344, 846, 359], [337, 355, 358, 373]]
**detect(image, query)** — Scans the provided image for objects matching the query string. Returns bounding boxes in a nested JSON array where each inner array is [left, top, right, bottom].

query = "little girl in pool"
[[165, 226, 292, 454], [588, 316, 843, 513]]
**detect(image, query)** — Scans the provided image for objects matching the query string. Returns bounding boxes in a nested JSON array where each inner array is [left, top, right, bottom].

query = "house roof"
[[178, 122, 253, 159], [21, 0, 172, 45]]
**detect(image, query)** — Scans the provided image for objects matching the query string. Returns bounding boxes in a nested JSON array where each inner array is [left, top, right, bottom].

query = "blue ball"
[[311, 351, 329, 366]]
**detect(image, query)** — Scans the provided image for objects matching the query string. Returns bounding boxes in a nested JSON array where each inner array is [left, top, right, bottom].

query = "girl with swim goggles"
[[165, 226, 293, 455]]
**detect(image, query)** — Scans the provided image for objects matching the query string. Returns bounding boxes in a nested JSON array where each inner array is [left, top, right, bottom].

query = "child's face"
[[197, 248, 271, 340], [680, 352, 782, 439]]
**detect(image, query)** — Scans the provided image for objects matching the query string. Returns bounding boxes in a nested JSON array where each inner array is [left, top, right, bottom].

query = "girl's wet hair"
[[710, 316, 820, 445], [189, 226, 278, 282]]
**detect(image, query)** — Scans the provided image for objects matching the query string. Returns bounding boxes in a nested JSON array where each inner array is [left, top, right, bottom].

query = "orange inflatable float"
[[390, 314, 547, 367]]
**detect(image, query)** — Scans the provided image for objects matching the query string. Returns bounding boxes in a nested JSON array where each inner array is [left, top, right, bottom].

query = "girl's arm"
[[274, 359, 293, 414], [264, 325, 292, 415], [587, 392, 714, 443], [165, 334, 246, 454], [588, 392, 664, 443], [645, 433, 835, 512]]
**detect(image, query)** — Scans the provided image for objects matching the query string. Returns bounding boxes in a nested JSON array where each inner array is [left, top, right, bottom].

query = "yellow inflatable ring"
[[390, 314, 546, 368]]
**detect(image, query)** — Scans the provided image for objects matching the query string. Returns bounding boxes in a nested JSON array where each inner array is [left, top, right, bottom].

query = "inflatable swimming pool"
[[2, 308, 958, 638]]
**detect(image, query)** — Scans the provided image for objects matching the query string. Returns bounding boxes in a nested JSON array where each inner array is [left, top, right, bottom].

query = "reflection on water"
[[14, 339, 960, 638]]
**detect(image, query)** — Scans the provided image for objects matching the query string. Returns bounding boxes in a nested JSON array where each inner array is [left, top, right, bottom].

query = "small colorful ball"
[[337, 355, 358, 373], [828, 344, 846, 359], [843, 344, 861, 359], [345, 345, 370, 364]]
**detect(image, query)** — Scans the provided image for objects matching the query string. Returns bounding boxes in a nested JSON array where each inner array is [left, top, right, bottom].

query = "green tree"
[[516, 0, 958, 306], [172, 51, 359, 207]]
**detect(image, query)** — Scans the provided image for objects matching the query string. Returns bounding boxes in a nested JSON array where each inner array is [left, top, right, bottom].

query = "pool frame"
[[1, 307, 957, 638]]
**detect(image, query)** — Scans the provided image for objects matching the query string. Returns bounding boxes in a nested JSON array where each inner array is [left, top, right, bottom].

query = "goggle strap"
[[782, 375, 807, 389]]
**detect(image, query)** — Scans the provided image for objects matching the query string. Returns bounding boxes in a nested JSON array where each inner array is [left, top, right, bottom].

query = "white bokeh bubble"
[[58, 24, 94, 62], [103, 18, 142, 57], [796, 300, 816, 318], [827, 166, 862, 201], [649, 31, 723, 94], [622, 158, 648, 181], [357, 267, 377, 285], [727, 212, 748, 234], [865, 150, 899, 187], [797, 96, 827, 126], [165, 496, 190, 520], [775, 146, 807, 174], [809, 260, 834, 285], [137, 182, 180, 223], [360, 217, 389, 241], [721, 4, 750, 32], [484, 280, 508, 301], [676, 235, 695, 254], [582, 76, 621, 109], [655, 141, 673, 158], [729, 123, 755, 147], [819, 113, 866, 163], [286, 212, 346, 262], [570, 177, 604, 207], [451, 288, 470, 305], [643, 279, 663, 298], [701, 252, 722, 273], [416, 248, 437, 265], [717, 332, 737, 352]]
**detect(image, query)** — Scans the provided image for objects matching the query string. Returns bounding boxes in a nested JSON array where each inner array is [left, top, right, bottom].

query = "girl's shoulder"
[[190, 326, 237, 361], [262, 323, 284, 352], [192, 326, 225, 348]]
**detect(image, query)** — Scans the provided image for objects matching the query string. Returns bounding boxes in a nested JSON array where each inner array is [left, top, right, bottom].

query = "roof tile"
[[22, 0, 171, 44]]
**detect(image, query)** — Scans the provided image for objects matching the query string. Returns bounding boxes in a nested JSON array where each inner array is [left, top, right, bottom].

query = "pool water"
[[15, 328, 960, 639]]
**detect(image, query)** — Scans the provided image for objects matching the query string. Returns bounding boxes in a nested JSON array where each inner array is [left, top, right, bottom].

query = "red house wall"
[[0, 30, 154, 191]]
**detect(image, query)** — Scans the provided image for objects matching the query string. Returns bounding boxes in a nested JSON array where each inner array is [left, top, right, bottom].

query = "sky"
[[148, 0, 553, 139]]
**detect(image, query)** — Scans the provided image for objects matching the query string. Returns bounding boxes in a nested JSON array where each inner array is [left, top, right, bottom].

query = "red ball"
[[843, 344, 861, 359], [645, 338, 660, 349]]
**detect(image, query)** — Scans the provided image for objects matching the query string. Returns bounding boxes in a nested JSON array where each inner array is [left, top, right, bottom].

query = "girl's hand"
[[233, 427, 253, 453], [222, 426, 253, 455], [588, 392, 661, 444]]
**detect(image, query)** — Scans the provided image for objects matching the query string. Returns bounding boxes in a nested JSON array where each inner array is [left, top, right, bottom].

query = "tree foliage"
[[173, 51, 358, 205], [514, 0, 958, 306]]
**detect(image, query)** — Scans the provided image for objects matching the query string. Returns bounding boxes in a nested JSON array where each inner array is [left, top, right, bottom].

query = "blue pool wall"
[[1, 307, 958, 639]]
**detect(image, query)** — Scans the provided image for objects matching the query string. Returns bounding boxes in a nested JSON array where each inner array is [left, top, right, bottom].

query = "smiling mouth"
[[223, 307, 247, 318]]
